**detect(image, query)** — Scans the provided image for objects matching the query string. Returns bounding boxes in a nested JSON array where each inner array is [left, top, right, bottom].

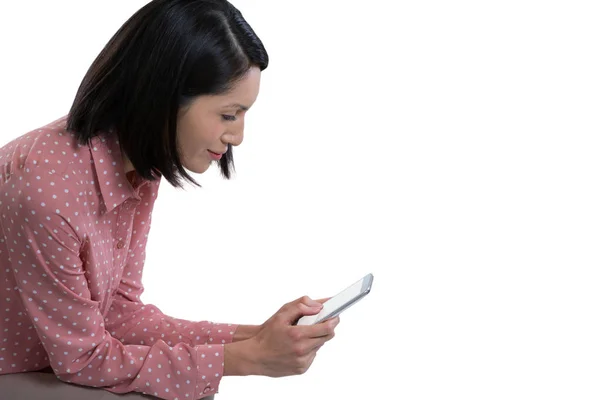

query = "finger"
[[294, 295, 323, 308], [303, 316, 339, 338], [320, 315, 340, 326], [281, 298, 323, 324], [314, 297, 331, 304], [306, 332, 335, 352], [298, 350, 318, 374]]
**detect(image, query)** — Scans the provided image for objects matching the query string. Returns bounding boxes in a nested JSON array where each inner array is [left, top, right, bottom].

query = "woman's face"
[[176, 66, 262, 174]]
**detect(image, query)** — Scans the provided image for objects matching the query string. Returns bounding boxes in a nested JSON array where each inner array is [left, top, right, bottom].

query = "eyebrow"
[[224, 103, 250, 111]]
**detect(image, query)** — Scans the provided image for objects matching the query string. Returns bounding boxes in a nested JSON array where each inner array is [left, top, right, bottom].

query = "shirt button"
[[116, 241, 124, 249]]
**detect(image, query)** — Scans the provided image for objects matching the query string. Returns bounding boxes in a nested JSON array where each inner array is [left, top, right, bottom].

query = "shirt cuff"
[[195, 344, 225, 398], [207, 323, 238, 345]]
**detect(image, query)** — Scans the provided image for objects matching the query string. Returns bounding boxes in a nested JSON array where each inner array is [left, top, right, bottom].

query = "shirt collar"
[[89, 135, 152, 214]]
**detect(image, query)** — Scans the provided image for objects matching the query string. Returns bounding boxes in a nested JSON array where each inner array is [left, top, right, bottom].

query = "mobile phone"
[[296, 273, 374, 326]]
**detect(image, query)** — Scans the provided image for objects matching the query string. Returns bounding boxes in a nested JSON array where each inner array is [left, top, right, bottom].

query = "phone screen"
[[297, 273, 373, 325]]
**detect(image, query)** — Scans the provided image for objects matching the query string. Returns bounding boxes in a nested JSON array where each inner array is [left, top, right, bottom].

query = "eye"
[[221, 114, 237, 122]]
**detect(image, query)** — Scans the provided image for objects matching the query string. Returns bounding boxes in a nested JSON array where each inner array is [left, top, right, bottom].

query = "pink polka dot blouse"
[[0, 116, 237, 399]]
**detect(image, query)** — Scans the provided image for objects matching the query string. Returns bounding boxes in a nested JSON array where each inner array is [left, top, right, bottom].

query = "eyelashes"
[[221, 114, 237, 122]]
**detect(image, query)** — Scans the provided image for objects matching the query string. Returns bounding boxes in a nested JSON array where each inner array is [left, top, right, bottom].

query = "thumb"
[[283, 297, 323, 324], [314, 297, 331, 304]]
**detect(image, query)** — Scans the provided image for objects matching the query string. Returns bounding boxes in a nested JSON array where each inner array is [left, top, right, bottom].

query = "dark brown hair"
[[67, 0, 269, 187]]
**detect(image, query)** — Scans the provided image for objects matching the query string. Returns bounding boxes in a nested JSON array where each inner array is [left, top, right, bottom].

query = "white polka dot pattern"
[[0, 117, 237, 399]]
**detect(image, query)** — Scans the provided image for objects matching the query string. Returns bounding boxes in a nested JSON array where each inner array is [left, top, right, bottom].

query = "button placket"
[[114, 200, 136, 251], [112, 200, 137, 294]]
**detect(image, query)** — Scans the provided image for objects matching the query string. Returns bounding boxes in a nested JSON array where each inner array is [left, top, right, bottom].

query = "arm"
[[232, 325, 261, 342], [102, 186, 252, 347], [223, 298, 340, 377], [105, 290, 240, 348], [2, 173, 220, 399]]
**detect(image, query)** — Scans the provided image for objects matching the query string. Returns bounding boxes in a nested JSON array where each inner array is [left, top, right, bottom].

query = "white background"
[[1, 1, 599, 399]]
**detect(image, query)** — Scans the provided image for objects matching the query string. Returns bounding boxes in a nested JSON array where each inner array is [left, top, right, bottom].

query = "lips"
[[208, 150, 225, 161]]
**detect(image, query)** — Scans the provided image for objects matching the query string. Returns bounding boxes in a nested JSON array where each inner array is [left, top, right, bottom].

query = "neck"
[[122, 155, 135, 174]]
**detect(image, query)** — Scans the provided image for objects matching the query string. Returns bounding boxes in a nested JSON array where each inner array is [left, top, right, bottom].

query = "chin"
[[184, 161, 212, 174]]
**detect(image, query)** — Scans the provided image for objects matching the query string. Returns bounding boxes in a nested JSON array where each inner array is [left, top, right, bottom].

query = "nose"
[[222, 120, 245, 147]]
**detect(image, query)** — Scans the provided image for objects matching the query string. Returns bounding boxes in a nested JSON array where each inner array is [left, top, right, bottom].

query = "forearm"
[[224, 338, 260, 376], [232, 324, 261, 342], [106, 298, 238, 346], [225, 326, 263, 376]]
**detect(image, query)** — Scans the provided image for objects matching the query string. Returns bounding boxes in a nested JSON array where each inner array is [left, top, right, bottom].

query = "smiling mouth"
[[208, 150, 224, 160]]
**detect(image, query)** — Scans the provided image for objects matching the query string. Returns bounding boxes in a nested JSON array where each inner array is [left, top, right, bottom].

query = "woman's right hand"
[[225, 296, 340, 377]]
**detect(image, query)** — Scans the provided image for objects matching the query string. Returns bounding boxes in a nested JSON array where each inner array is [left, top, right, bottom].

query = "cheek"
[[180, 119, 222, 149]]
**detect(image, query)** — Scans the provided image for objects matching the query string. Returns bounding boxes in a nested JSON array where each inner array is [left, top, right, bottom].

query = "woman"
[[0, 0, 339, 399]]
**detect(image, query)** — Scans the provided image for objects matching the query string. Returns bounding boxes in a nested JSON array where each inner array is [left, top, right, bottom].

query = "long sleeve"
[[105, 257, 238, 348], [103, 185, 238, 348], [106, 292, 238, 349], [1, 169, 222, 399]]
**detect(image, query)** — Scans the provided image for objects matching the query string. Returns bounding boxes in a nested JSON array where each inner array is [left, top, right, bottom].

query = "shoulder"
[[0, 118, 94, 229], [0, 116, 92, 175]]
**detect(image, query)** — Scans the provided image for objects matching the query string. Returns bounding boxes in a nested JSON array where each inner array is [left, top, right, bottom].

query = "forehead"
[[220, 67, 262, 105], [183, 67, 262, 113]]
